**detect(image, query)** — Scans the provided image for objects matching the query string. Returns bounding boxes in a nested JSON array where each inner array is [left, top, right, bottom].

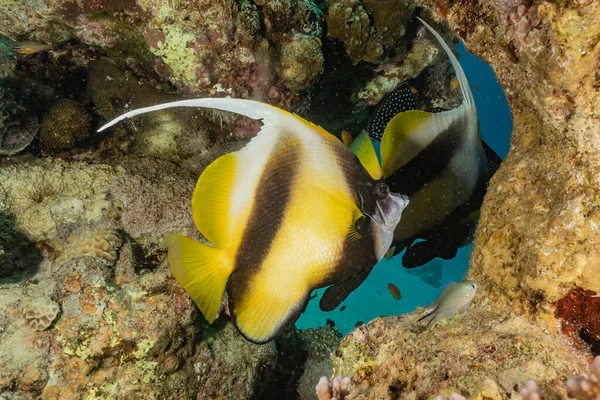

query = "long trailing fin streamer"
[[97, 98, 284, 132], [417, 17, 475, 110]]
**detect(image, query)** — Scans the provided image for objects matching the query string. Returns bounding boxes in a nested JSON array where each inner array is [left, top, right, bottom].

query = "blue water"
[[296, 44, 512, 334]]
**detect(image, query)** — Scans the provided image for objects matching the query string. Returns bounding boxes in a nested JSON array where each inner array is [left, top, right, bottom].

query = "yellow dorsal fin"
[[166, 234, 233, 323], [191, 153, 237, 248], [380, 110, 432, 177], [350, 130, 384, 180]]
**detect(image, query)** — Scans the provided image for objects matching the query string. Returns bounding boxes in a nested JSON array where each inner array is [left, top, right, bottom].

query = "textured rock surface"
[[0, 153, 339, 398], [0, 0, 325, 108], [331, 306, 590, 399], [407, 0, 600, 352]]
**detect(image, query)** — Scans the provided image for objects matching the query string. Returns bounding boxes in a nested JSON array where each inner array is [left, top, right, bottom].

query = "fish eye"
[[471, 283, 477, 289], [376, 183, 389, 198]]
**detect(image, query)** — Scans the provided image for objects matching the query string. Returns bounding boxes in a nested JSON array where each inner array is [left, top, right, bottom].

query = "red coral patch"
[[555, 288, 600, 356]]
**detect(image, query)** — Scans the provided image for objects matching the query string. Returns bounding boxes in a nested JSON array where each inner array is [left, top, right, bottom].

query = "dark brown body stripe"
[[227, 135, 302, 305], [319, 220, 379, 311], [318, 138, 382, 311], [386, 112, 472, 197]]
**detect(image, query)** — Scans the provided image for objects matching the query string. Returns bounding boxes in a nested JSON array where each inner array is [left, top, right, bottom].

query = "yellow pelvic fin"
[[191, 153, 237, 248], [380, 109, 432, 177], [349, 130, 383, 180], [232, 275, 310, 343], [166, 234, 233, 323]]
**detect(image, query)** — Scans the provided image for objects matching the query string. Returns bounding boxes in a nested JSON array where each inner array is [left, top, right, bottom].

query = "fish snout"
[[376, 191, 409, 231]]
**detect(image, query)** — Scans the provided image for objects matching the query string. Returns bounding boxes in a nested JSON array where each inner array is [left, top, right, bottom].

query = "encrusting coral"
[[22, 297, 60, 331], [331, 304, 590, 399], [0, 87, 39, 156]]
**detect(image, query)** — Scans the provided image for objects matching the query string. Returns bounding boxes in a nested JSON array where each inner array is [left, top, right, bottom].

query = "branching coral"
[[567, 356, 600, 400], [316, 376, 350, 400], [520, 380, 541, 400]]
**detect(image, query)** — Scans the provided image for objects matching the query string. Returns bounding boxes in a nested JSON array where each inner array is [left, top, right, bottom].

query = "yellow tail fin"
[[166, 234, 233, 323]]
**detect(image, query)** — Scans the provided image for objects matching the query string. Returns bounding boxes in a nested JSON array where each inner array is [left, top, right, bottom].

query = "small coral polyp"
[[22, 298, 60, 331]]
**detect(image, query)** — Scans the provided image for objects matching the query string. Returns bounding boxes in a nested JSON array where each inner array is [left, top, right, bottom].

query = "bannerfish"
[[387, 283, 402, 300], [417, 280, 477, 326], [365, 17, 501, 269], [13, 41, 52, 55], [98, 98, 409, 344]]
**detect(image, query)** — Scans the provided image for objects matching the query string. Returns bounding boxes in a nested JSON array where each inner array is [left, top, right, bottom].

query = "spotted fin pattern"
[[367, 82, 416, 141]]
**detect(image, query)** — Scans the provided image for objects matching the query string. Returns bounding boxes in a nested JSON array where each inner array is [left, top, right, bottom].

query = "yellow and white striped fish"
[[98, 99, 409, 344], [374, 18, 490, 263]]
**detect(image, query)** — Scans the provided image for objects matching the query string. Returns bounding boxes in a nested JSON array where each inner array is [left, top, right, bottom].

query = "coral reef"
[[401, 0, 600, 355], [554, 289, 600, 356], [22, 297, 60, 331], [0, 88, 39, 156], [0, 39, 16, 79], [0, 0, 326, 108], [279, 32, 324, 91], [109, 158, 196, 242], [331, 306, 590, 399], [567, 356, 600, 400], [40, 99, 91, 152], [326, 0, 415, 64], [297, 327, 343, 400], [316, 376, 350, 400], [54, 229, 122, 270], [0, 158, 123, 241]]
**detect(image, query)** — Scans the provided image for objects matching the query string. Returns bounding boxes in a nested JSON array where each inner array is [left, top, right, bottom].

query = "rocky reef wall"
[[1, 0, 599, 398], [327, 0, 600, 397], [421, 0, 600, 351]]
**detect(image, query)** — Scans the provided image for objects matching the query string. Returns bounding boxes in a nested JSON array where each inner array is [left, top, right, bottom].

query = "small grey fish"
[[417, 280, 477, 326]]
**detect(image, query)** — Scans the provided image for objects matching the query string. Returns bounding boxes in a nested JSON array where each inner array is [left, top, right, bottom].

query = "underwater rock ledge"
[[331, 305, 590, 399], [415, 0, 600, 351]]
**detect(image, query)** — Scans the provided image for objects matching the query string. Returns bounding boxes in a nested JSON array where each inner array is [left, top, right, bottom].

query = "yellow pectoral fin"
[[350, 130, 384, 180], [166, 234, 233, 323], [313, 186, 365, 241], [191, 153, 237, 248], [380, 110, 432, 177]]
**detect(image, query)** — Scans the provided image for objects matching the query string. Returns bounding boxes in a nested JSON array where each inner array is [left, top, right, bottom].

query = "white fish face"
[[448, 280, 477, 310], [369, 190, 409, 259]]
